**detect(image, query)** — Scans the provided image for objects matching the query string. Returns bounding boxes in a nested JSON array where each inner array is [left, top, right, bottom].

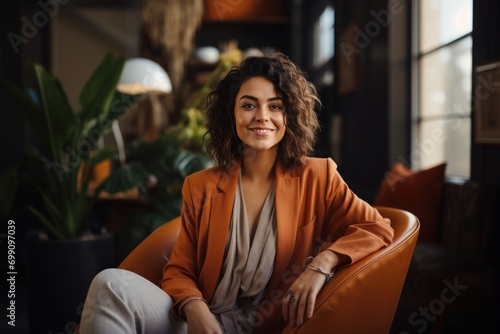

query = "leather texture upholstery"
[[116, 206, 419, 333]]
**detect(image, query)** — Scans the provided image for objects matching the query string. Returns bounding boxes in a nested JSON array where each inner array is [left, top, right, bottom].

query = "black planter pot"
[[26, 231, 115, 334]]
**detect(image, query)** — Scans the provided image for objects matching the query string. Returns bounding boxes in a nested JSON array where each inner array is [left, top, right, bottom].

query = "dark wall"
[[1, 1, 25, 172], [0, 0, 51, 172], [472, 0, 500, 272], [472, 3, 500, 184], [332, 0, 393, 202]]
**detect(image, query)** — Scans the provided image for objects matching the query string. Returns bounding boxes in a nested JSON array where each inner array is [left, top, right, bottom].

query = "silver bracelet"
[[306, 256, 336, 283]]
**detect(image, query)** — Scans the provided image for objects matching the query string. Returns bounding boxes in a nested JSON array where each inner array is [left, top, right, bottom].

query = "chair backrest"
[[118, 207, 419, 334], [118, 216, 181, 284]]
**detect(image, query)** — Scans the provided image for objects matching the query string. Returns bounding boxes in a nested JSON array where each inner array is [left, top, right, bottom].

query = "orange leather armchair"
[[112, 206, 419, 333]]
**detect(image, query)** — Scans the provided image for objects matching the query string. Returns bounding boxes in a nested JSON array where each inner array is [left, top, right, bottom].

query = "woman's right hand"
[[184, 299, 223, 334]]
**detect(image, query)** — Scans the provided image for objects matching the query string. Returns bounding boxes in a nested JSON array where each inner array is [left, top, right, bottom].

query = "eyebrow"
[[239, 95, 282, 102]]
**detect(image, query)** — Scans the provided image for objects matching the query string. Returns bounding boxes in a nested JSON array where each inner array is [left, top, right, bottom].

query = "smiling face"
[[234, 76, 286, 155]]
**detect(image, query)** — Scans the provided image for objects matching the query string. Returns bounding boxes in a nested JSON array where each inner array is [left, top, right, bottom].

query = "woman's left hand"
[[282, 250, 345, 327], [281, 265, 326, 327]]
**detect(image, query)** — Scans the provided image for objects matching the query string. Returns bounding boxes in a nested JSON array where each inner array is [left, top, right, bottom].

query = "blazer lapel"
[[203, 164, 239, 297], [267, 164, 300, 295]]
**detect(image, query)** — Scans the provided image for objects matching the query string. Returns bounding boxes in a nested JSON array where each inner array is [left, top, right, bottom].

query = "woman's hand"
[[184, 300, 223, 334], [282, 250, 345, 327], [281, 267, 326, 327]]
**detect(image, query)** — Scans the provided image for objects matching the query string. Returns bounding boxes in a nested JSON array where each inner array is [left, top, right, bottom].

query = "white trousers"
[[79, 268, 188, 334]]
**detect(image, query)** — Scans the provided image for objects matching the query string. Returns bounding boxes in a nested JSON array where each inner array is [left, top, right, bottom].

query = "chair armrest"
[[281, 207, 419, 334]]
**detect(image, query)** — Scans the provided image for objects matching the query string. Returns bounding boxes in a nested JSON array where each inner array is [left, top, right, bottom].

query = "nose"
[[255, 106, 270, 122]]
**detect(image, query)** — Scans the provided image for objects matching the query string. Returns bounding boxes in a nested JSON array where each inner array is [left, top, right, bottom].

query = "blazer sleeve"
[[322, 158, 394, 264], [160, 176, 204, 317]]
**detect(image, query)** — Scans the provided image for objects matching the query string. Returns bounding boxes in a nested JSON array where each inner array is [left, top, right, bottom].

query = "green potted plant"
[[0, 53, 137, 333]]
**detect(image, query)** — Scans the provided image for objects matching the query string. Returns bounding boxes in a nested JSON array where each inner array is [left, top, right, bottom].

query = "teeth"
[[253, 129, 272, 132]]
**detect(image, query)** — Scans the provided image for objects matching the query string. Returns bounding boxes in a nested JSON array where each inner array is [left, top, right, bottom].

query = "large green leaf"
[[79, 53, 125, 122], [72, 182, 92, 238], [107, 91, 142, 122], [175, 150, 213, 178], [28, 206, 65, 240], [34, 64, 77, 161], [80, 92, 141, 144]]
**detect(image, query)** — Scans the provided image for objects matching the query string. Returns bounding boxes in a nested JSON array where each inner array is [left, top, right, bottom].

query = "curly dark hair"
[[204, 52, 321, 171]]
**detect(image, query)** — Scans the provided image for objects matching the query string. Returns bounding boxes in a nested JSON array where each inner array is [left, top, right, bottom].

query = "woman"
[[80, 53, 394, 334]]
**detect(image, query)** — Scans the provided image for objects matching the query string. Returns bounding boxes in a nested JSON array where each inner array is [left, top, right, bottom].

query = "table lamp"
[[114, 58, 173, 164]]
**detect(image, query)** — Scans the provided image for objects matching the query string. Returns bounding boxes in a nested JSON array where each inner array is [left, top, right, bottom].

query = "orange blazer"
[[161, 157, 394, 333]]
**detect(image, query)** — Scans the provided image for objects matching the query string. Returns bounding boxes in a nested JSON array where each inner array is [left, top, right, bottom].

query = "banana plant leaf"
[[33, 64, 78, 163], [79, 53, 125, 122]]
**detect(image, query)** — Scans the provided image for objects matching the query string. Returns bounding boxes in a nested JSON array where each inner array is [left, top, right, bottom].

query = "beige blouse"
[[209, 173, 277, 333]]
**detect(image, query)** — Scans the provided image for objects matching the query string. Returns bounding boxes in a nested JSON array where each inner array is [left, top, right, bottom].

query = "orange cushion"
[[373, 162, 446, 242]]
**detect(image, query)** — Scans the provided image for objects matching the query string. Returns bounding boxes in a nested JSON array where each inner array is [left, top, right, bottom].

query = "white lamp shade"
[[117, 58, 172, 94]]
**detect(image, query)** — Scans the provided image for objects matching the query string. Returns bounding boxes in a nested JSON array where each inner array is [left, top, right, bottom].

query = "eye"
[[270, 104, 283, 111], [241, 103, 256, 110]]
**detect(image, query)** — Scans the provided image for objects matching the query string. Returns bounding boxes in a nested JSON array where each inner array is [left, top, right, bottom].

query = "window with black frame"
[[412, 0, 473, 177]]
